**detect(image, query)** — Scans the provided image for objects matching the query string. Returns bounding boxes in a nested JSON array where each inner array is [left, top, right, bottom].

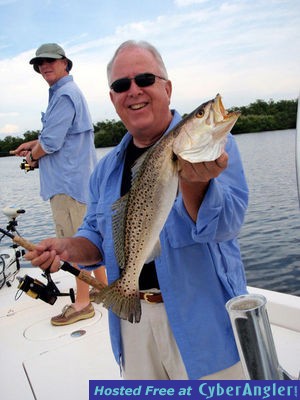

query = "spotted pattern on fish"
[[92, 94, 240, 322], [97, 132, 178, 322]]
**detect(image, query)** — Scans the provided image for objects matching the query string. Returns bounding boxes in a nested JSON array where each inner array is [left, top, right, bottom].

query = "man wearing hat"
[[12, 43, 107, 325]]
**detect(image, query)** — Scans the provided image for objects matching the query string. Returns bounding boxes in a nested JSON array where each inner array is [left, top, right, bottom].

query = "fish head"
[[172, 94, 240, 162]]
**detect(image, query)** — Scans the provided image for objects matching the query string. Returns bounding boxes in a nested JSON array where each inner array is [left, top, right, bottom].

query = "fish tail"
[[94, 280, 141, 323]]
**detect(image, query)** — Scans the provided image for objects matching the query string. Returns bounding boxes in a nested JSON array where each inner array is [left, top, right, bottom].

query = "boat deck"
[[248, 286, 300, 379], [0, 267, 120, 400], [0, 269, 299, 400]]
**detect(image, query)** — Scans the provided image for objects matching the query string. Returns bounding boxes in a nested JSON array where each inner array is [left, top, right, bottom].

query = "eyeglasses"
[[110, 73, 167, 93], [34, 58, 58, 66]]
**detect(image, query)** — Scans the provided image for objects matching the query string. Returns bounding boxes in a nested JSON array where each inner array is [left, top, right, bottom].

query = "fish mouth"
[[172, 93, 241, 163], [212, 93, 240, 124]]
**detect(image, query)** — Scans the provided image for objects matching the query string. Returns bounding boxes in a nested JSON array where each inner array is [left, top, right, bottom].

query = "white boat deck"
[[0, 268, 120, 400], [0, 269, 299, 400], [248, 286, 300, 379]]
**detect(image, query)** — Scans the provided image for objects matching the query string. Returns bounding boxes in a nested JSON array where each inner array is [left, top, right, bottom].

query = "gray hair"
[[107, 40, 168, 84]]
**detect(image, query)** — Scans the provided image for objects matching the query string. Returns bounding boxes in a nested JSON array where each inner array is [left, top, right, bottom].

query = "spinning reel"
[[0, 206, 75, 304], [20, 159, 36, 172], [17, 271, 75, 305], [1, 207, 106, 305]]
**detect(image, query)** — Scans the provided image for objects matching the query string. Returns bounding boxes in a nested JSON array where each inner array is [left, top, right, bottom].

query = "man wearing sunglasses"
[[11, 43, 107, 325], [25, 40, 248, 380]]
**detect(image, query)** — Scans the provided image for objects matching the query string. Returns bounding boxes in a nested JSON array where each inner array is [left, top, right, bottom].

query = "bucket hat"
[[29, 43, 73, 73]]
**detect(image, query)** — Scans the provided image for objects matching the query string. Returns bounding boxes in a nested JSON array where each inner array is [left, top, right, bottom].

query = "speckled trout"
[[95, 94, 240, 322]]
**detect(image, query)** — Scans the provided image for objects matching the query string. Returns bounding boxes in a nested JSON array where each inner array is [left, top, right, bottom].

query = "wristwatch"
[[29, 151, 38, 162]]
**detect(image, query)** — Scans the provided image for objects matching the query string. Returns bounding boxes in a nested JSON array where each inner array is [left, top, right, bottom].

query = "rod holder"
[[226, 293, 293, 380]]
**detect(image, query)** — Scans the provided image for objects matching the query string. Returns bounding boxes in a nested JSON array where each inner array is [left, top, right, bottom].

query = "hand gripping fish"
[[96, 94, 240, 322]]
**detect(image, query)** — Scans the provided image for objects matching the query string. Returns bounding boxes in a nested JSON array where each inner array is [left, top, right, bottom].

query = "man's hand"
[[25, 238, 69, 273], [178, 152, 228, 183], [178, 152, 228, 221], [10, 140, 38, 157], [24, 237, 103, 273]]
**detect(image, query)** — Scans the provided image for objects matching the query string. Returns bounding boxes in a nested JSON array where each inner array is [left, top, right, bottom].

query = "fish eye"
[[196, 110, 205, 118]]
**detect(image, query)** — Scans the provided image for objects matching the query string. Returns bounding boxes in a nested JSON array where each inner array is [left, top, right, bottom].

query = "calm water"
[[0, 131, 299, 296], [236, 129, 300, 296]]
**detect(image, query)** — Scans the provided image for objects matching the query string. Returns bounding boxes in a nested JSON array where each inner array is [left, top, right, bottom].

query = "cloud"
[[174, 0, 208, 6], [0, 112, 19, 118], [0, 0, 299, 136], [0, 123, 20, 135], [0, 49, 46, 134]]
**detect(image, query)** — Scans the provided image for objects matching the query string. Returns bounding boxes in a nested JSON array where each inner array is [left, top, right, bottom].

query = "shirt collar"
[[115, 109, 181, 159], [49, 75, 73, 96]]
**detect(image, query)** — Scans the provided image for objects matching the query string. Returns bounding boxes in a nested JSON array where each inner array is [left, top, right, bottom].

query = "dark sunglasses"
[[110, 73, 167, 93], [34, 58, 59, 66]]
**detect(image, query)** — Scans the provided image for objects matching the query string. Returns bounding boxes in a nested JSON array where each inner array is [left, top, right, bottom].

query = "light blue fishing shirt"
[[76, 110, 249, 379], [38, 75, 97, 202]]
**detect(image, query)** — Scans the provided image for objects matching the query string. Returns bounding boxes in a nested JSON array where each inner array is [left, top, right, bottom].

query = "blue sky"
[[0, 0, 299, 138]]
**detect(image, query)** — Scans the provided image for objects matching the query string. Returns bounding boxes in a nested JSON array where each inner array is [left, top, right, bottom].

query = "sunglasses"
[[110, 73, 167, 93], [34, 58, 59, 66]]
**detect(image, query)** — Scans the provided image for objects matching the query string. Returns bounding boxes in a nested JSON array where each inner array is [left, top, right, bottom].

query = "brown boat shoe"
[[51, 303, 95, 326]]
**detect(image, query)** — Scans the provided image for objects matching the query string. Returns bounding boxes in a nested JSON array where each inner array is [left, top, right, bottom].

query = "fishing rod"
[[1, 150, 20, 155], [0, 150, 37, 171], [0, 227, 107, 305], [0, 208, 25, 289]]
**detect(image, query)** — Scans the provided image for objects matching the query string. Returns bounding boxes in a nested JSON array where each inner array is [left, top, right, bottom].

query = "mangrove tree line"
[[0, 98, 297, 155]]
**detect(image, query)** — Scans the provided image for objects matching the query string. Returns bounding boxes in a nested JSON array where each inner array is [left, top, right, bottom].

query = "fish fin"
[[95, 280, 141, 323], [111, 193, 129, 269]]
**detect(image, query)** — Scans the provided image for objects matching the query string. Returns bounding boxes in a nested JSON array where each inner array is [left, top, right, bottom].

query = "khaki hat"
[[29, 43, 73, 73]]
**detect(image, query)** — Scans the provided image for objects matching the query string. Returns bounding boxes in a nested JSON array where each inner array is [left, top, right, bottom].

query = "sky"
[[0, 0, 299, 138]]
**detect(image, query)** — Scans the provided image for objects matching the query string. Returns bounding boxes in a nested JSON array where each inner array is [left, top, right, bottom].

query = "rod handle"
[[60, 262, 107, 290], [78, 270, 107, 290], [13, 235, 36, 251], [12, 234, 107, 290]]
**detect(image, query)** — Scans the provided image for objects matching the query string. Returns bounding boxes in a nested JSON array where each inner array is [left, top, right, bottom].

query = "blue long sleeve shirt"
[[38, 75, 97, 202], [76, 110, 249, 379]]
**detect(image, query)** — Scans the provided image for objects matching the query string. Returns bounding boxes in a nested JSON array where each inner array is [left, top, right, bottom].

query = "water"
[[236, 129, 300, 296], [0, 133, 299, 296]]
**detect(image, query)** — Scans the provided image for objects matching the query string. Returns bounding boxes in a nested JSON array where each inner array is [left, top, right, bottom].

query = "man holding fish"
[[25, 40, 248, 380]]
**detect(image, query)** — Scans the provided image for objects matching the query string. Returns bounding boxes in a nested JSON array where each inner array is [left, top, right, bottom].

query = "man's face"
[[37, 58, 68, 86], [109, 47, 172, 147]]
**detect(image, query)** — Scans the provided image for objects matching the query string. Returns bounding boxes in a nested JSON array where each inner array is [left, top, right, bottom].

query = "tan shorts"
[[121, 301, 245, 380], [50, 194, 86, 238]]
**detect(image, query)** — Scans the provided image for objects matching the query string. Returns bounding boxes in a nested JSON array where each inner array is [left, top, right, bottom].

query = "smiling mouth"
[[129, 103, 147, 110]]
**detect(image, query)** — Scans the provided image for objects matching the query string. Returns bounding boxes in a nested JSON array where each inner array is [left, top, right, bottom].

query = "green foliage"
[[0, 98, 298, 155], [94, 119, 126, 147], [230, 99, 297, 134], [23, 130, 40, 141], [0, 135, 23, 155], [0, 130, 39, 156]]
